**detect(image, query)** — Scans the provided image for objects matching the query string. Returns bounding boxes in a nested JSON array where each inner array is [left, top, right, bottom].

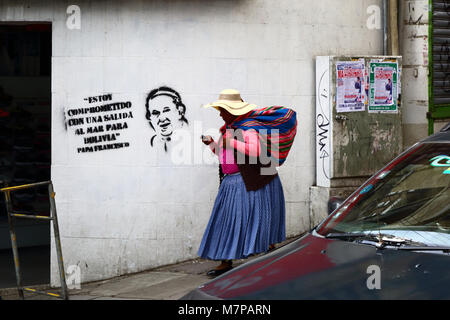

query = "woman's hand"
[[201, 135, 214, 146]]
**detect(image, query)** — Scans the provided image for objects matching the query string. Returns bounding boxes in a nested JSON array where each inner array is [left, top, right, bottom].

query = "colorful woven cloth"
[[221, 106, 297, 166]]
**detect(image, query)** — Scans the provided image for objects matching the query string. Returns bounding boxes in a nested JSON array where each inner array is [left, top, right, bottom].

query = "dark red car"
[[183, 123, 450, 300]]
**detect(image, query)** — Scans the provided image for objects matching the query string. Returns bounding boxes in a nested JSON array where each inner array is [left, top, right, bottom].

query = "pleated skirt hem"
[[198, 173, 286, 261]]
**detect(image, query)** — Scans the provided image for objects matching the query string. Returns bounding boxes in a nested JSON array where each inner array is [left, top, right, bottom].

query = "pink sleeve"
[[230, 129, 260, 157]]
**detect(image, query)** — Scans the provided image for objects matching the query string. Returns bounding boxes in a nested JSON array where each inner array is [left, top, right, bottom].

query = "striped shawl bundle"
[[221, 106, 297, 166]]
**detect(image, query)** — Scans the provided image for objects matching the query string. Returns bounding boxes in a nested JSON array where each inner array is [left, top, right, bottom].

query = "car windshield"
[[316, 143, 450, 247]]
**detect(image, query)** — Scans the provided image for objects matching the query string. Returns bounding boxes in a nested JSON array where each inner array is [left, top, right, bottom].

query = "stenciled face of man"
[[147, 95, 181, 139]]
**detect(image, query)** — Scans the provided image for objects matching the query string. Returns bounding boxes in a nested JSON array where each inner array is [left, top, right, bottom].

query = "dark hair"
[[145, 86, 188, 131]]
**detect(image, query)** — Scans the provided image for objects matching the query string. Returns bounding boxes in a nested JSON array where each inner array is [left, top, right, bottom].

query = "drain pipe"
[[389, 0, 399, 55], [383, 0, 399, 55], [383, 0, 388, 55]]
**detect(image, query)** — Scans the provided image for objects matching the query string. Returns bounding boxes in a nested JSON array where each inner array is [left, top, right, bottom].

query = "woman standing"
[[198, 89, 297, 277]]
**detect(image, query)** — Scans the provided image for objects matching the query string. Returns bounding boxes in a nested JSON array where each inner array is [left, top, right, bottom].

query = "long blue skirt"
[[198, 172, 286, 261]]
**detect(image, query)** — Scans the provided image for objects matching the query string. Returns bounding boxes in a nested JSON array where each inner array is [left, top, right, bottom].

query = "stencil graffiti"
[[145, 87, 188, 152], [65, 93, 133, 153]]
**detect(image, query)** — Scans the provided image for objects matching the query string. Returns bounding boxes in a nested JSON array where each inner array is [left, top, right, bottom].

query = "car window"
[[317, 143, 450, 246]]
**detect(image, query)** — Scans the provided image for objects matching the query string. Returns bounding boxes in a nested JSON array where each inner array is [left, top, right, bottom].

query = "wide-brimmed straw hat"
[[203, 89, 258, 116]]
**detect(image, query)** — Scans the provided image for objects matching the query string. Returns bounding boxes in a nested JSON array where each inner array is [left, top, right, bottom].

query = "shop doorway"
[[0, 23, 51, 288]]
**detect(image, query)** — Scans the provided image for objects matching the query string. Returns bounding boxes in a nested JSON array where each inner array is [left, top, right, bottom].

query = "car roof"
[[423, 122, 450, 143]]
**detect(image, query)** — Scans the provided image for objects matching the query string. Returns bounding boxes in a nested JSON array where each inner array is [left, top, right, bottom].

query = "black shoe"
[[206, 266, 233, 278]]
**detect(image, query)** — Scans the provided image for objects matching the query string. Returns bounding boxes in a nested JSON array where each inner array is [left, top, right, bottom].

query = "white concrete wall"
[[0, 0, 383, 285], [399, 0, 430, 147]]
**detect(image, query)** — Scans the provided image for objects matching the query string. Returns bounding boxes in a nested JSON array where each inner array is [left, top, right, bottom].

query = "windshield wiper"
[[325, 232, 406, 248], [326, 232, 376, 239], [326, 232, 450, 252], [325, 232, 404, 245], [396, 245, 450, 253], [326, 232, 414, 248]]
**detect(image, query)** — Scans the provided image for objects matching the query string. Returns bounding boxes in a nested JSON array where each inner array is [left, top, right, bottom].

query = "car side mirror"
[[328, 197, 344, 215]]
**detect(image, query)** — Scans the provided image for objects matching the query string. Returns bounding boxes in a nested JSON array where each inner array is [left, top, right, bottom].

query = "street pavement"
[[0, 257, 217, 300], [0, 237, 299, 300]]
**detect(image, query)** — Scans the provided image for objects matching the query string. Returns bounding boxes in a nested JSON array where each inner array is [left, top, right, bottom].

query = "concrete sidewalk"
[[0, 258, 218, 300], [0, 237, 299, 300]]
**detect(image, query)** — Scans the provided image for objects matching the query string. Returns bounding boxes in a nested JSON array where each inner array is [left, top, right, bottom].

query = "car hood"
[[183, 233, 450, 300]]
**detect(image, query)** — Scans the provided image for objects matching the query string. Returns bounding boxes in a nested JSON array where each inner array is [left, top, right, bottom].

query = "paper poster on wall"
[[336, 60, 365, 113], [369, 61, 398, 113]]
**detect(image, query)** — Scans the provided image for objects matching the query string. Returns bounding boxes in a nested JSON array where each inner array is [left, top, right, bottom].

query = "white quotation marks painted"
[[366, 265, 381, 290], [66, 5, 81, 30], [367, 5, 381, 30], [66, 265, 81, 289]]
